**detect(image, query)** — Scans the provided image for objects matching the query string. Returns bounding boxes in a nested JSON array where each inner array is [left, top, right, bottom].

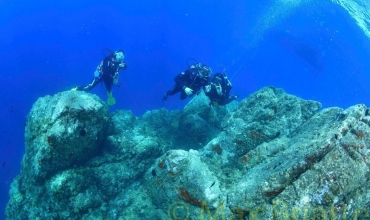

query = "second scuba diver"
[[204, 73, 238, 106], [163, 60, 212, 101]]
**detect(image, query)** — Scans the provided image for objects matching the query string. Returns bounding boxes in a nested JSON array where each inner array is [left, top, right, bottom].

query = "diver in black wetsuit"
[[204, 73, 238, 106], [163, 61, 211, 101], [72, 49, 126, 105]]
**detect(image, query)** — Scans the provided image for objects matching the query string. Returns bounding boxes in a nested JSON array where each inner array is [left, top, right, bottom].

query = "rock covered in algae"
[[145, 149, 222, 218], [219, 86, 322, 157], [177, 91, 238, 149], [6, 86, 370, 220], [145, 87, 370, 219], [6, 89, 232, 219], [23, 90, 109, 182]]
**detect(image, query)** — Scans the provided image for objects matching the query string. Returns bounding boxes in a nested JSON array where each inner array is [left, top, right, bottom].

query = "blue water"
[[1, 0, 370, 218]]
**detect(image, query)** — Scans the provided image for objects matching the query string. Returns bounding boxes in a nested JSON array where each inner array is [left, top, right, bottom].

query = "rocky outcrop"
[[5, 90, 234, 219], [146, 150, 222, 215], [6, 87, 370, 219], [22, 91, 109, 182], [145, 87, 370, 219]]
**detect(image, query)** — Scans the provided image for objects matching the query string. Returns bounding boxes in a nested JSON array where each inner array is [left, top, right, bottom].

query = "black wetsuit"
[[75, 54, 126, 93], [164, 65, 210, 100], [204, 73, 237, 106]]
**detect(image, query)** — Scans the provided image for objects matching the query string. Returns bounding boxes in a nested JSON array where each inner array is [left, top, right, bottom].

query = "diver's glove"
[[231, 95, 239, 100], [184, 87, 193, 96], [119, 63, 127, 70], [204, 85, 211, 93]]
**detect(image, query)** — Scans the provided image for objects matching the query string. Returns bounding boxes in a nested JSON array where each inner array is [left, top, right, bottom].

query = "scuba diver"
[[163, 59, 212, 101], [72, 49, 127, 105], [204, 73, 238, 106]]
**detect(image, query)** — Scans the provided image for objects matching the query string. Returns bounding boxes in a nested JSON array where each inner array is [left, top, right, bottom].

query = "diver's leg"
[[163, 84, 182, 101], [73, 77, 101, 91], [104, 77, 116, 105], [103, 77, 114, 94]]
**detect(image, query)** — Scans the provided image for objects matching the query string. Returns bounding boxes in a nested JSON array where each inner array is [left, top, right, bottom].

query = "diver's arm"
[[174, 72, 187, 88]]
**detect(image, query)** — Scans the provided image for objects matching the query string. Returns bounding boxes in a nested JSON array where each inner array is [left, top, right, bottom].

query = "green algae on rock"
[[6, 87, 370, 219]]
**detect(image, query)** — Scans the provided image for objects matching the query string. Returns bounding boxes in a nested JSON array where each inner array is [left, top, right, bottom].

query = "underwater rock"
[[202, 103, 370, 219], [146, 88, 370, 219], [145, 149, 222, 219], [6, 86, 370, 219], [212, 86, 322, 157], [104, 108, 178, 178], [23, 90, 109, 182], [177, 92, 238, 149], [6, 91, 110, 219], [107, 109, 136, 135], [6, 89, 233, 219]]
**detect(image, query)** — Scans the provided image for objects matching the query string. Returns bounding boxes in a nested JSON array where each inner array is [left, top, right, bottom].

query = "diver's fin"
[[107, 92, 116, 106], [107, 97, 116, 105]]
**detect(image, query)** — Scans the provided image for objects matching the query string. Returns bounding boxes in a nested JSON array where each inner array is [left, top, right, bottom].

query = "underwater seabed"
[[5, 87, 370, 219]]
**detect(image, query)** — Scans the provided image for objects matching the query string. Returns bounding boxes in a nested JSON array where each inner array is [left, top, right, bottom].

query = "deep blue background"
[[1, 0, 370, 218]]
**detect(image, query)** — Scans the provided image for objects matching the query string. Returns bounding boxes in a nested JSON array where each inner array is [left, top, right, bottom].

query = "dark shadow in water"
[[267, 29, 324, 72]]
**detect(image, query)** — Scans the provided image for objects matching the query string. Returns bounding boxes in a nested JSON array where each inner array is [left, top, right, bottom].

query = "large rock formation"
[[6, 87, 370, 219], [22, 91, 109, 182]]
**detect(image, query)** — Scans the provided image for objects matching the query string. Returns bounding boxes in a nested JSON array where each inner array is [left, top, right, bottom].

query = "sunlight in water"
[[248, 0, 311, 46], [332, 0, 370, 38]]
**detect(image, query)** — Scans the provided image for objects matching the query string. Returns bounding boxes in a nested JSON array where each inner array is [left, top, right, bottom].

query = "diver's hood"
[[115, 51, 125, 62]]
